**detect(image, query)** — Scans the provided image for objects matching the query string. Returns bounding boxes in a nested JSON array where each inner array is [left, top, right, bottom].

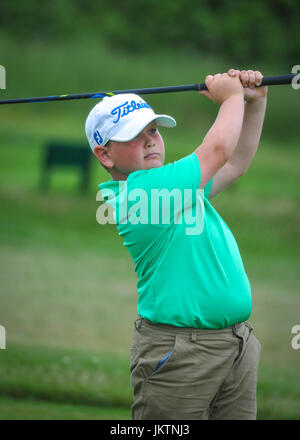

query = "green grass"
[[0, 395, 131, 420], [0, 344, 132, 407], [0, 39, 299, 419]]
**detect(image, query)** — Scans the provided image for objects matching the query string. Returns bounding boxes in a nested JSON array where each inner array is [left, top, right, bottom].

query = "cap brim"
[[110, 113, 176, 142]]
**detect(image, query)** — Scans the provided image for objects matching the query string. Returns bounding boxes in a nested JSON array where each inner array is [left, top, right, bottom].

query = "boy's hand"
[[199, 72, 244, 104], [228, 69, 268, 102]]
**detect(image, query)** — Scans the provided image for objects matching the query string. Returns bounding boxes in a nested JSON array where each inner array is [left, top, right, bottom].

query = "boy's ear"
[[94, 146, 113, 169]]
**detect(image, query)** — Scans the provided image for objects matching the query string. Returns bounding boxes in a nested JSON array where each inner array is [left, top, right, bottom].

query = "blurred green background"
[[0, 0, 299, 420]]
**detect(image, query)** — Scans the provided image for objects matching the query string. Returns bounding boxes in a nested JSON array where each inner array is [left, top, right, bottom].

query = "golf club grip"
[[196, 73, 298, 91], [260, 73, 297, 86]]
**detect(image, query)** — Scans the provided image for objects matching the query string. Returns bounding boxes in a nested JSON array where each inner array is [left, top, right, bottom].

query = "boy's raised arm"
[[194, 73, 245, 189]]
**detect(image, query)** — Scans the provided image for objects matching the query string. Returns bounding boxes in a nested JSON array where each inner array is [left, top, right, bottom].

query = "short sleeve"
[[204, 178, 214, 199]]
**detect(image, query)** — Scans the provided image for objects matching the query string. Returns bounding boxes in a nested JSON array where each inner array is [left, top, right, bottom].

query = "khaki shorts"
[[130, 317, 261, 420]]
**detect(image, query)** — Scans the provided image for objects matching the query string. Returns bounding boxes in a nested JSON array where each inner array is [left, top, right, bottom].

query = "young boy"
[[85, 68, 268, 420]]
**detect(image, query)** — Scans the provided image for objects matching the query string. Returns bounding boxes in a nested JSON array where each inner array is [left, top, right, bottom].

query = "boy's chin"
[[129, 160, 164, 173], [144, 159, 164, 169]]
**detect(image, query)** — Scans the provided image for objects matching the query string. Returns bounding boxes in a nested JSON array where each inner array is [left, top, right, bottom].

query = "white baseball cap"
[[85, 93, 176, 152]]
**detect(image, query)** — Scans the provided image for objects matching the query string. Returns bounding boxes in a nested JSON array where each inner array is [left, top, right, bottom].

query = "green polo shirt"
[[99, 153, 252, 329]]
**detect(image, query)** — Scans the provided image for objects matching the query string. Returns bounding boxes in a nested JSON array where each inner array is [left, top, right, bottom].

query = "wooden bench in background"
[[40, 142, 92, 193]]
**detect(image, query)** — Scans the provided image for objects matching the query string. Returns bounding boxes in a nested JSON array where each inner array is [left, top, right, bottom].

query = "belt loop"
[[232, 323, 240, 336], [245, 321, 253, 332], [191, 329, 197, 342], [135, 317, 143, 331]]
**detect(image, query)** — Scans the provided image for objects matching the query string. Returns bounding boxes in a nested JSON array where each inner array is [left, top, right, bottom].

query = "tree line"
[[0, 0, 298, 67]]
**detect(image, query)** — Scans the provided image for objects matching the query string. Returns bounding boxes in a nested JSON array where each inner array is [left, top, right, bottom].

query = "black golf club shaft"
[[0, 73, 297, 105]]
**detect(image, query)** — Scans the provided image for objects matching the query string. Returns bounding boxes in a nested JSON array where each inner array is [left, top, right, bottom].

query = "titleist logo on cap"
[[111, 100, 152, 124], [85, 93, 176, 151]]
